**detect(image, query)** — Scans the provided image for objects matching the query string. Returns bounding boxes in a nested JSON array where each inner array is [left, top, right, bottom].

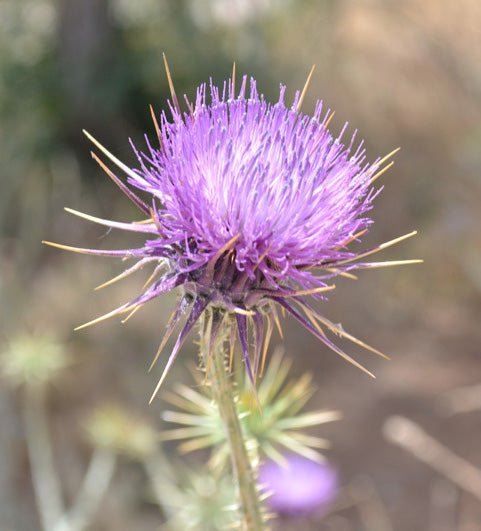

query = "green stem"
[[206, 318, 264, 531]]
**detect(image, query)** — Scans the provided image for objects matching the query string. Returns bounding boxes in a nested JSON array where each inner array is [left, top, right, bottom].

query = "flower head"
[[259, 455, 338, 517], [44, 60, 420, 397]]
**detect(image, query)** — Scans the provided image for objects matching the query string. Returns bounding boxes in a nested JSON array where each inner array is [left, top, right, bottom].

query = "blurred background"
[[1, 0, 481, 529]]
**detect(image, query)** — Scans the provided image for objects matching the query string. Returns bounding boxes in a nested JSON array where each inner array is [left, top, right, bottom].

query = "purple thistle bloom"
[[259, 455, 338, 517], [44, 63, 419, 398]]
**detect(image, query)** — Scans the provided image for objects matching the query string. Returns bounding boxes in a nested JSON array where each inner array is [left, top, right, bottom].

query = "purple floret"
[[259, 455, 338, 517]]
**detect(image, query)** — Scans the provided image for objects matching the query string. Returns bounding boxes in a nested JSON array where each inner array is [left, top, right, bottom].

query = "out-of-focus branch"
[[54, 448, 117, 531], [383, 416, 481, 501], [23, 385, 65, 531]]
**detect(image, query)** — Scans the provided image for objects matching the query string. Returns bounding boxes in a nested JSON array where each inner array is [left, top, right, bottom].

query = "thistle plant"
[[44, 57, 420, 530]]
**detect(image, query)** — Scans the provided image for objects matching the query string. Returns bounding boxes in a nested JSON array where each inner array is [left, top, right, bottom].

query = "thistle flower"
[[259, 455, 338, 517], [44, 59, 420, 397]]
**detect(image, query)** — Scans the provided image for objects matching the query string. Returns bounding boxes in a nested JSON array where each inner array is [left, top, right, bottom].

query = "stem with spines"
[[202, 311, 264, 530]]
